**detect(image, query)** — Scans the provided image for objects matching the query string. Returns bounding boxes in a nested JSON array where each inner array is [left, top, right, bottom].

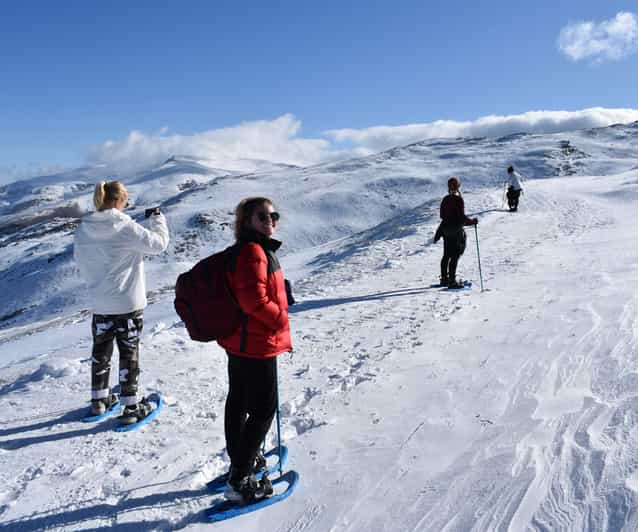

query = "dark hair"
[[233, 197, 274, 241], [447, 177, 460, 194], [507, 166, 514, 173]]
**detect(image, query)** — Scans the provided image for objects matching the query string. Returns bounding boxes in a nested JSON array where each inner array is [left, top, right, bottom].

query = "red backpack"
[[174, 245, 243, 342]]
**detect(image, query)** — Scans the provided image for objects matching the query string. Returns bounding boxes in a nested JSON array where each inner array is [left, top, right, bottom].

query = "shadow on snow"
[[0, 477, 213, 531], [0, 408, 112, 450], [290, 286, 435, 314]]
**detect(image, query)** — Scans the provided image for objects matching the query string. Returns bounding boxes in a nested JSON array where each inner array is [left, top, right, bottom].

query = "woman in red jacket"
[[437, 177, 477, 288], [218, 196, 292, 504]]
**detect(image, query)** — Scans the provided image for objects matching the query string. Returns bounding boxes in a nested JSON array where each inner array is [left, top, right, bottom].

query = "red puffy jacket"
[[218, 230, 292, 359]]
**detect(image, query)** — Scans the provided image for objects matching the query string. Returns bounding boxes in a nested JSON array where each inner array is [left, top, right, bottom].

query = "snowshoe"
[[447, 279, 472, 291], [119, 397, 154, 426], [207, 470, 299, 522], [114, 393, 163, 432], [207, 446, 288, 494], [83, 393, 121, 423], [224, 473, 272, 505]]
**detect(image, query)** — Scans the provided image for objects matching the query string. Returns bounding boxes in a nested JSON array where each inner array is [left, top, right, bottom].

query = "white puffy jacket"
[[74, 209, 169, 315], [507, 171, 523, 191]]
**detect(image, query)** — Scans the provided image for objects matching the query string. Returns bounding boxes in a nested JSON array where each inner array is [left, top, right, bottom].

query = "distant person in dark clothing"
[[506, 165, 523, 212], [434, 177, 477, 288]]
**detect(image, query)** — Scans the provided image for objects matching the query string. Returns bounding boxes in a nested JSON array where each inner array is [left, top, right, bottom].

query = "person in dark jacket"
[[218, 196, 292, 504], [435, 177, 477, 288]]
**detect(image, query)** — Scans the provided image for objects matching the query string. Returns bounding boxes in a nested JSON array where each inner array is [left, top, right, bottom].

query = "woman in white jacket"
[[74, 181, 169, 424], [505, 165, 523, 212]]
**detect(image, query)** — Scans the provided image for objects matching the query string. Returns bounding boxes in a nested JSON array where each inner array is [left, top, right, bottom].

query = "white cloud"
[[0, 164, 66, 187], [88, 114, 331, 174], [558, 11, 638, 63], [6, 107, 634, 185], [325, 107, 638, 153]]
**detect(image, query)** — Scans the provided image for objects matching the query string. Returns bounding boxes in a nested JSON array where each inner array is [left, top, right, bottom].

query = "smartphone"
[[145, 207, 161, 218]]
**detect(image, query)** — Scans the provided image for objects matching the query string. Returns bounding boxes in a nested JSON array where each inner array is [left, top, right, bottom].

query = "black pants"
[[225, 353, 277, 479], [507, 187, 521, 210], [441, 230, 466, 281], [91, 310, 143, 406]]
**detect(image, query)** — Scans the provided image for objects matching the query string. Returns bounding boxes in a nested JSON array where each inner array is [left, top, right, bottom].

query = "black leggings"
[[225, 353, 277, 478], [507, 187, 521, 209], [441, 230, 466, 281], [91, 310, 143, 406]]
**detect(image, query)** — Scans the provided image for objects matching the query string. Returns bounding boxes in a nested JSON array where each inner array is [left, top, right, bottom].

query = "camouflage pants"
[[91, 310, 143, 406]]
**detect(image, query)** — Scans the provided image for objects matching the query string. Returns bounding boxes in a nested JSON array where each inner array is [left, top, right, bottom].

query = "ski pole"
[[274, 356, 283, 475], [474, 224, 484, 292]]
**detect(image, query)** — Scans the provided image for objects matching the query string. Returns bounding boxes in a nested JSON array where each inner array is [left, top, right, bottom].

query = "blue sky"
[[1, 1, 637, 181]]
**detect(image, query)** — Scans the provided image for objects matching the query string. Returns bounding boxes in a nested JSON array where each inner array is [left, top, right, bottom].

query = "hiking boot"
[[90, 401, 106, 416], [90, 392, 118, 416], [259, 474, 274, 496], [224, 473, 271, 504], [224, 452, 267, 486], [119, 397, 153, 425], [254, 451, 267, 473]]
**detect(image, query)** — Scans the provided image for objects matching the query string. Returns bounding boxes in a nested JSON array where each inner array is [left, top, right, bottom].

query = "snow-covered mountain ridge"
[[2, 122, 637, 331]]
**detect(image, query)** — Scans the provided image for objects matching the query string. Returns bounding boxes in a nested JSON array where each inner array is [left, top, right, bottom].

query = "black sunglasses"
[[257, 211, 280, 223]]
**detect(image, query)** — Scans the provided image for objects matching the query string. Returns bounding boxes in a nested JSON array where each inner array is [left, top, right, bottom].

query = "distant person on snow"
[[434, 177, 478, 289], [73, 181, 169, 425], [505, 165, 523, 212], [219, 197, 292, 505]]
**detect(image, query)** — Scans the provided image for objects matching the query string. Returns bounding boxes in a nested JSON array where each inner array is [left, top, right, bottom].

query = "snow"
[[2, 123, 638, 530]]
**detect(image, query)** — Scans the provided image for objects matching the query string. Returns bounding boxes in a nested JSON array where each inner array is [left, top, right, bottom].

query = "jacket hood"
[[78, 209, 132, 240]]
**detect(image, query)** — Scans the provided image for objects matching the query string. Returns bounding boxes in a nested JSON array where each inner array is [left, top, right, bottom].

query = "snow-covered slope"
[[1, 123, 638, 530], [1, 122, 637, 331]]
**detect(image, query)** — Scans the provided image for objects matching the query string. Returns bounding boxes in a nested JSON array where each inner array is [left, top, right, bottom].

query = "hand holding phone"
[[145, 207, 161, 218]]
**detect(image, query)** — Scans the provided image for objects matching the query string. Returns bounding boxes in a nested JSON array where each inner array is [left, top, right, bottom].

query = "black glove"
[[284, 279, 296, 306]]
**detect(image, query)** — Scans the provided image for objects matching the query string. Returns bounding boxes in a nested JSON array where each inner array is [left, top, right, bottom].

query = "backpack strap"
[[222, 244, 242, 310], [224, 243, 250, 353]]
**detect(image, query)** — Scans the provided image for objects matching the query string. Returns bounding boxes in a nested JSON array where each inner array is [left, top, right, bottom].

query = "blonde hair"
[[447, 177, 461, 194], [93, 180, 128, 211], [233, 197, 274, 241]]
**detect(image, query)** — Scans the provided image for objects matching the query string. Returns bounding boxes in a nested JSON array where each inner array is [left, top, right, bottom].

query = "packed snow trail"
[[1, 172, 638, 530]]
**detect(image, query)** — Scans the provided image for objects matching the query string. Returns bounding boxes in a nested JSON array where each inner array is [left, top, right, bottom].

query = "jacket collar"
[[239, 228, 282, 252]]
